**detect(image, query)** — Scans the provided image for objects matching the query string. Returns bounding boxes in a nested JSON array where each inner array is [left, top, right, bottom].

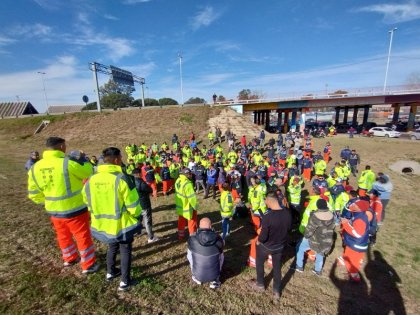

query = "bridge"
[[215, 85, 420, 132]]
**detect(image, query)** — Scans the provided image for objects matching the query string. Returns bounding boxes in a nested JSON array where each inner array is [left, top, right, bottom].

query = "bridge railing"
[[214, 84, 420, 106]]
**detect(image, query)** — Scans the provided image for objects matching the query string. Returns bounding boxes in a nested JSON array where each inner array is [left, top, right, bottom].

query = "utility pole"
[[178, 52, 184, 106], [37, 71, 49, 112], [384, 28, 397, 93]]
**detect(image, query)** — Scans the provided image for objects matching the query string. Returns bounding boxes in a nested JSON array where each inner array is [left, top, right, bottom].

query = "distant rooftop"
[[47, 105, 84, 114], [0, 102, 39, 117]]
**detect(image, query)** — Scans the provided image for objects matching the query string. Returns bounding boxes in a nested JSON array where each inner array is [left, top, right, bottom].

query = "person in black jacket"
[[187, 218, 224, 289], [132, 169, 159, 244], [249, 191, 292, 300], [194, 161, 206, 194]]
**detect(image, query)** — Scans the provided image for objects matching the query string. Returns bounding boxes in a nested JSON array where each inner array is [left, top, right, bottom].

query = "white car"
[[369, 127, 401, 138], [410, 131, 420, 140]]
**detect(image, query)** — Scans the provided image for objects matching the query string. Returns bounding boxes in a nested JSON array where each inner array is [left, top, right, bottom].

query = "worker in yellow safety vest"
[[175, 168, 198, 240], [82, 147, 142, 291], [357, 165, 376, 196], [27, 137, 98, 274], [220, 183, 235, 240]]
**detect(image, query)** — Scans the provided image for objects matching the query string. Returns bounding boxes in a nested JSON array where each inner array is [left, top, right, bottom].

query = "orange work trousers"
[[177, 210, 198, 240], [323, 153, 330, 163], [50, 211, 96, 271], [247, 236, 273, 268], [250, 212, 261, 233], [343, 246, 365, 274], [147, 182, 157, 197], [303, 168, 312, 181], [162, 180, 173, 195]]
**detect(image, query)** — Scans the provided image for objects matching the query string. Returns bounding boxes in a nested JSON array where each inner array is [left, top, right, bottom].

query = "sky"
[[0, 0, 420, 113]]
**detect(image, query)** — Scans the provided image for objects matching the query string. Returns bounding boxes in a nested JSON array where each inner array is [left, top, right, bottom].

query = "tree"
[[82, 102, 97, 111], [217, 95, 226, 102], [185, 97, 206, 104], [101, 93, 133, 109], [159, 98, 178, 106], [238, 89, 252, 100], [133, 98, 159, 107], [99, 79, 134, 97], [331, 90, 348, 95], [237, 89, 264, 100]]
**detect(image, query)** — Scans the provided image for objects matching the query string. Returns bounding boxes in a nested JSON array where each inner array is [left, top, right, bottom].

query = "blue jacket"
[[207, 169, 217, 185], [343, 211, 369, 252]]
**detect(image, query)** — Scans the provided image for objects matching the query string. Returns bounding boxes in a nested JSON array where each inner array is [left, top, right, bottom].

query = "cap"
[[316, 199, 329, 210]]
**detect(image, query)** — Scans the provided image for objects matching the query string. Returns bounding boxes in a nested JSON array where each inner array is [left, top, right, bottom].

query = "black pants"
[[107, 239, 133, 284], [205, 183, 217, 199], [256, 244, 283, 294]]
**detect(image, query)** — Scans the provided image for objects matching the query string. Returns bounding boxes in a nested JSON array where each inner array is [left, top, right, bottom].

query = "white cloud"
[[33, 0, 62, 10], [124, 62, 157, 78], [191, 6, 222, 30], [104, 14, 119, 21], [122, 0, 152, 4], [9, 23, 53, 38], [0, 35, 16, 46], [356, 1, 420, 23]]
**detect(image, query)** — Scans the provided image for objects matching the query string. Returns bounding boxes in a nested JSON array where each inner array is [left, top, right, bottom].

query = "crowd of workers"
[[26, 128, 393, 298]]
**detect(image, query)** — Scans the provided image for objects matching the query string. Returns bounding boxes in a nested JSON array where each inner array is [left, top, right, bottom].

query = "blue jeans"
[[296, 237, 324, 273], [222, 217, 231, 239]]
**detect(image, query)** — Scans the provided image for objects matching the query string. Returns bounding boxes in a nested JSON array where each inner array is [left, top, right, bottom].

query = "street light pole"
[[178, 52, 184, 106], [384, 27, 397, 94], [37, 71, 49, 112]]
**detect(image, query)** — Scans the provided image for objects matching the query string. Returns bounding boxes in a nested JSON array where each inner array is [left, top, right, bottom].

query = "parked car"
[[357, 122, 377, 134], [410, 130, 420, 140], [369, 127, 401, 138]]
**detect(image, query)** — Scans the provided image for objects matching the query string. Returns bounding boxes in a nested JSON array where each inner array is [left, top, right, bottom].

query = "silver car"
[[410, 130, 420, 140]]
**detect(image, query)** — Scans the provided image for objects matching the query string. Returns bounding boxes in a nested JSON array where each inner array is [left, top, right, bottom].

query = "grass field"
[[0, 108, 419, 315]]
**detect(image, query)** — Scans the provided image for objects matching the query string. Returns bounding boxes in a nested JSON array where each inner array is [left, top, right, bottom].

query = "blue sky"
[[0, 0, 420, 112]]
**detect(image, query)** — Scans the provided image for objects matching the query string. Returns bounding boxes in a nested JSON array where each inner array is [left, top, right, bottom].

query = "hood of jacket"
[[197, 228, 219, 246], [313, 208, 334, 225]]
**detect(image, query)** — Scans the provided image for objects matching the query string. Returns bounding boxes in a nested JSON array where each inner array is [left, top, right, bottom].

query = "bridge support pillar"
[[343, 107, 349, 124], [392, 104, 401, 123], [291, 111, 297, 130], [283, 111, 289, 133], [335, 107, 340, 125], [277, 110, 282, 131], [257, 111, 261, 125], [408, 104, 418, 131], [265, 111, 270, 131], [352, 107, 359, 126], [362, 105, 370, 125], [253, 111, 257, 124], [261, 111, 265, 125]]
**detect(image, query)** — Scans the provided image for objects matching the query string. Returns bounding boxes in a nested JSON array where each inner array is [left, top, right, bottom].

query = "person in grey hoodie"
[[294, 199, 335, 275], [372, 173, 393, 221]]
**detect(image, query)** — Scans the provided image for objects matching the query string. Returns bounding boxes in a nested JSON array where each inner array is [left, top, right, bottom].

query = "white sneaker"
[[209, 280, 221, 289], [147, 236, 160, 244], [192, 275, 202, 285]]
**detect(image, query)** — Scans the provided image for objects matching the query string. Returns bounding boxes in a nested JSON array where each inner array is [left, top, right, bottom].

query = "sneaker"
[[273, 291, 281, 300], [118, 279, 138, 291], [209, 281, 221, 289], [147, 236, 160, 244], [63, 257, 80, 267], [292, 265, 304, 273], [337, 256, 346, 267], [312, 269, 322, 277], [192, 275, 202, 285], [82, 262, 100, 274], [248, 280, 265, 292], [106, 269, 121, 282]]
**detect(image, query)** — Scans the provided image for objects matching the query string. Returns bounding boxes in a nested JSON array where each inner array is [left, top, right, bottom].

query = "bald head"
[[199, 217, 212, 229]]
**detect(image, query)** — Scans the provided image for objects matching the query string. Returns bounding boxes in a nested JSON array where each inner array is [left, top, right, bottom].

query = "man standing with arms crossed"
[[28, 137, 98, 274], [82, 147, 142, 291]]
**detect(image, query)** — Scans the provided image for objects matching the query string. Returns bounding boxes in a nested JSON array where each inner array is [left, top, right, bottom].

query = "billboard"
[[110, 65, 134, 87]]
